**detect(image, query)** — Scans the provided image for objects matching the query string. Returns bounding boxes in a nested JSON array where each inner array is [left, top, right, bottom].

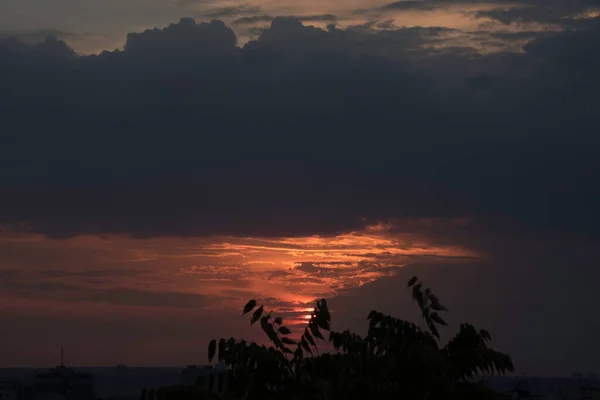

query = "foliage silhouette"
[[207, 276, 514, 400]]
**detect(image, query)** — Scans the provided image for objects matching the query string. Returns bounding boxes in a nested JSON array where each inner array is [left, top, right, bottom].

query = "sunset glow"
[[0, 221, 478, 314], [0, 219, 481, 364]]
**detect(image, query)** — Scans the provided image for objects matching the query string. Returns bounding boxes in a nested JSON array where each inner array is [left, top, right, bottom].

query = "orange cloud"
[[0, 221, 477, 315]]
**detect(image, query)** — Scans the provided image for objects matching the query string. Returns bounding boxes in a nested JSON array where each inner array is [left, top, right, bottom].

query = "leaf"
[[408, 276, 418, 287], [429, 321, 440, 339], [274, 317, 282, 325], [412, 283, 422, 298], [304, 330, 316, 347], [309, 322, 325, 340], [282, 347, 294, 354], [208, 339, 217, 363], [318, 300, 331, 322], [315, 316, 330, 331], [250, 305, 263, 325], [331, 333, 341, 349], [430, 299, 448, 311], [279, 326, 292, 335], [281, 337, 297, 345], [242, 299, 257, 315], [431, 303, 448, 312], [300, 337, 312, 354], [430, 312, 448, 326], [261, 317, 283, 348], [480, 329, 492, 341], [368, 311, 382, 327]]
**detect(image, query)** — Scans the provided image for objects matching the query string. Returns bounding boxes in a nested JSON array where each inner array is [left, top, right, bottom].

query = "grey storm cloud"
[[358, 0, 600, 27], [1, 16, 600, 243], [0, 29, 79, 43], [468, 0, 600, 25], [202, 5, 262, 18], [378, 1, 437, 11], [233, 14, 337, 25]]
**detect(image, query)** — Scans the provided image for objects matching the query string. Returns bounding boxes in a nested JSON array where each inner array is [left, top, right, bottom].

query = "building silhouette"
[[0, 381, 19, 400], [32, 365, 94, 400]]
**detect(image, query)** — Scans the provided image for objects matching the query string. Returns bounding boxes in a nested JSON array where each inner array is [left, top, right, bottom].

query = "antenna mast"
[[61, 347, 64, 366]]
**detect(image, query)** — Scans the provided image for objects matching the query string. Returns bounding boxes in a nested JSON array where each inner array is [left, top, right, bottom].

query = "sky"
[[1, 0, 600, 377]]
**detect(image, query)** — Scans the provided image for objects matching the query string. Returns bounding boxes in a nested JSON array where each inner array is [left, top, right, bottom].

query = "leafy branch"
[[205, 276, 514, 400]]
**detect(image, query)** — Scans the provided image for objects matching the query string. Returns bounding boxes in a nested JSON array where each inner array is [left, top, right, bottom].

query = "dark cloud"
[[296, 14, 338, 22], [473, 5, 574, 25], [352, 0, 600, 29], [354, 0, 473, 15], [0, 34, 76, 63], [523, 18, 600, 71], [375, 20, 397, 30], [0, 29, 78, 44], [1, 16, 600, 247], [486, 30, 548, 41], [202, 5, 261, 18], [121, 18, 237, 58], [234, 14, 337, 25], [233, 15, 274, 24], [378, 1, 436, 11], [471, 0, 600, 25]]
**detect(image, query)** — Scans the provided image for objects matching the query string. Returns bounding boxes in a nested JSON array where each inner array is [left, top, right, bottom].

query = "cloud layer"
[[3, 0, 599, 52], [1, 16, 600, 239]]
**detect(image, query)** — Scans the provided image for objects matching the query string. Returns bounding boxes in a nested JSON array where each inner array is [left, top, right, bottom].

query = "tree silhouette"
[[207, 276, 514, 400]]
